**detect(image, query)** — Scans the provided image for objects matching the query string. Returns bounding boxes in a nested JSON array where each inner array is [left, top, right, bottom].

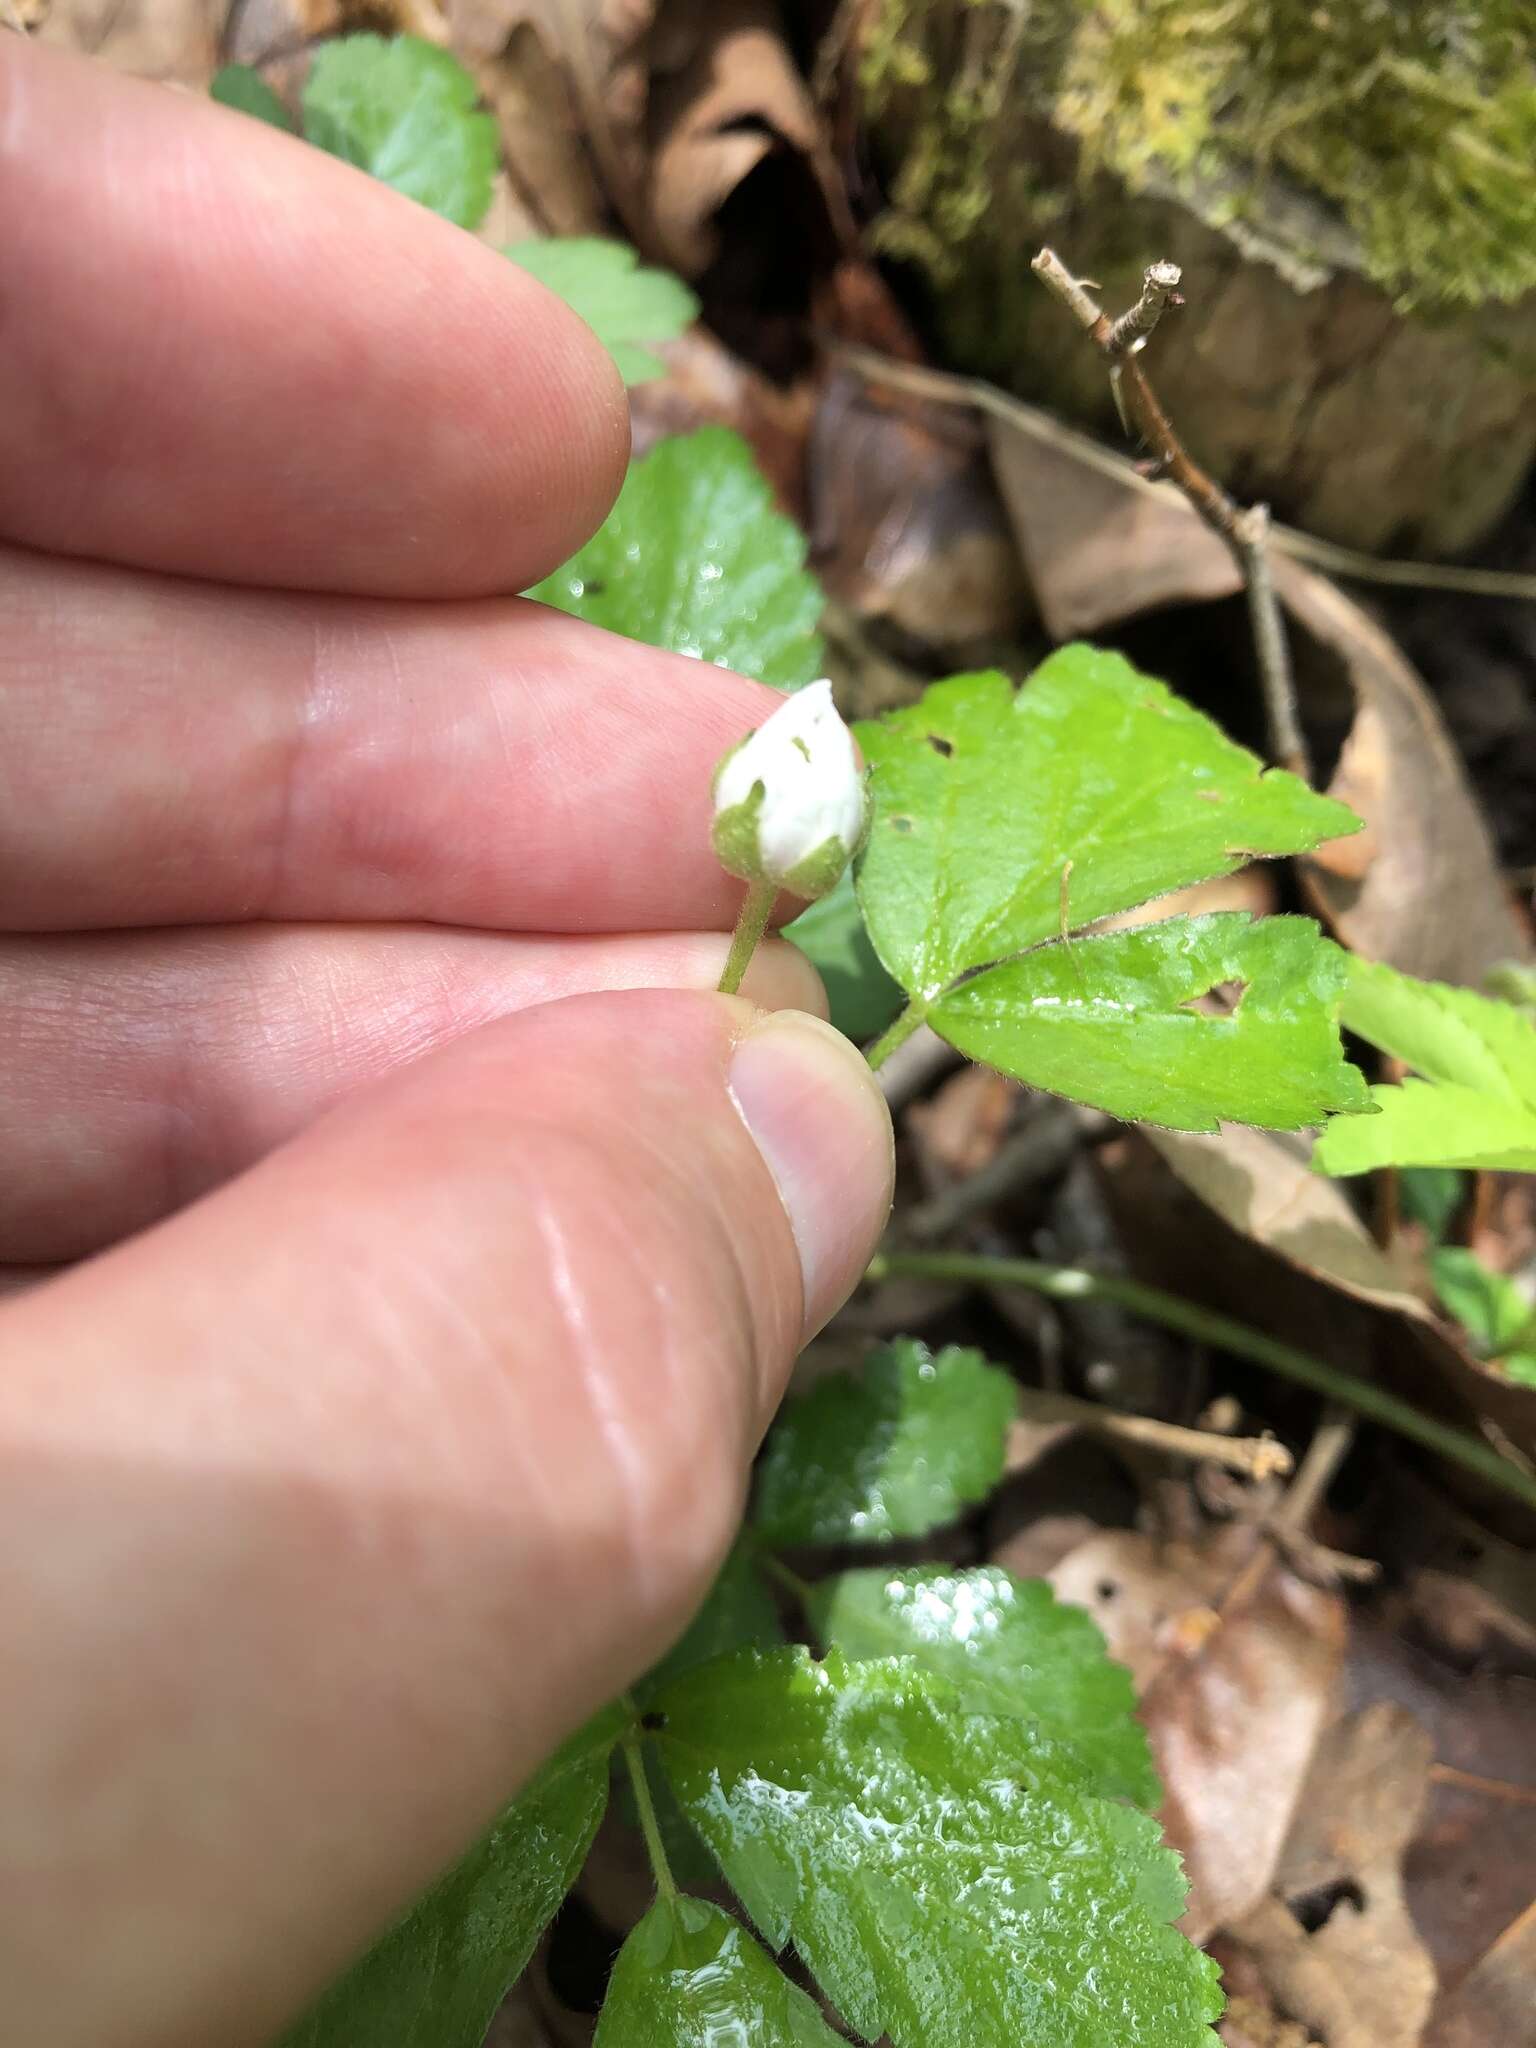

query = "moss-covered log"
[[857, 0, 1536, 556]]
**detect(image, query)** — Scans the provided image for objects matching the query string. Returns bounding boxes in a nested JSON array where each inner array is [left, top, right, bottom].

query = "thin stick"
[[866, 1248, 1536, 1510], [822, 343, 1536, 606], [1032, 249, 1308, 778], [1007, 1398, 1292, 1480]]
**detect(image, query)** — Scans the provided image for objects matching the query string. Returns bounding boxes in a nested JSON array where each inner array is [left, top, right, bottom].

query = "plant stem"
[[717, 880, 778, 996], [864, 1002, 925, 1070], [1031, 249, 1307, 778], [868, 1248, 1536, 1510], [620, 1721, 677, 1903], [756, 1548, 816, 1605]]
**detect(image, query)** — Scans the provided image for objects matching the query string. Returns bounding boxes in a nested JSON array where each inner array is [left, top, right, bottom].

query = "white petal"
[[713, 680, 866, 881]]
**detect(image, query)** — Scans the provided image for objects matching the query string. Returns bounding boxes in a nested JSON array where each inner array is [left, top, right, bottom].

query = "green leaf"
[[808, 1565, 1158, 1806], [595, 1895, 844, 2048], [856, 651, 1360, 1003], [281, 1704, 625, 2048], [1398, 1166, 1465, 1241], [1315, 956, 1536, 1175], [526, 428, 824, 690], [933, 912, 1370, 1132], [1504, 1352, 1536, 1388], [505, 238, 697, 384], [783, 871, 905, 1043], [211, 64, 295, 129], [643, 1540, 783, 1698], [302, 35, 498, 229], [753, 1339, 1015, 1548], [854, 652, 1364, 1129], [1431, 1247, 1535, 1359], [653, 1649, 1223, 2048]]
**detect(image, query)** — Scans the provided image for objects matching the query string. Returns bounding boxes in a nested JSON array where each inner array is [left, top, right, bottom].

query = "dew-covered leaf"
[[808, 1564, 1158, 1806], [280, 1704, 624, 2048], [1316, 956, 1536, 1174], [526, 428, 824, 690], [653, 1649, 1223, 2048], [211, 64, 294, 129], [752, 1339, 1015, 1547], [932, 912, 1370, 1131], [506, 238, 697, 384], [854, 650, 1360, 1005], [302, 35, 498, 229], [595, 1895, 844, 2048]]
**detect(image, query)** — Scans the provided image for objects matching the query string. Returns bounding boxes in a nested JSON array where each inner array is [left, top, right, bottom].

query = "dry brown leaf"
[[1048, 1527, 1346, 1942], [986, 409, 1243, 641], [1225, 1703, 1437, 2048], [448, 0, 846, 278], [984, 397, 1529, 983], [648, 0, 848, 274], [1423, 1902, 1536, 2048], [1135, 1127, 1536, 1465], [809, 370, 1029, 657], [36, 0, 221, 80]]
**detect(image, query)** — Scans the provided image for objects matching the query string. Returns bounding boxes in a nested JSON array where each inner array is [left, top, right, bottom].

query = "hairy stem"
[[620, 1720, 677, 1903], [864, 1003, 926, 1071], [717, 880, 777, 996], [868, 1248, 1536, 1510]]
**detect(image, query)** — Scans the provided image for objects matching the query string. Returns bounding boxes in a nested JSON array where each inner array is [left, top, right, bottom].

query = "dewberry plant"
[[210, 38, 1491, 2047]]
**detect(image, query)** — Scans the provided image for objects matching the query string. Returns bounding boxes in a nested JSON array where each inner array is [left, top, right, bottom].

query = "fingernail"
[[728, 1010, 894, 1342]]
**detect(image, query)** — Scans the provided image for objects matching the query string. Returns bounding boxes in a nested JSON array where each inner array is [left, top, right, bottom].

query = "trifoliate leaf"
[[526, 428, 824, 690], [1431, 1247, 1535, 1359], [302, 35, 497, 229], [783, 871, 905, 1043], [1315, 956, 1536, 1174], [808, 1565, 1158, 1806], [211, 64, 295, 130], [595, 1896, 844, 2048], [643, 1540, 783, 1698], [280, 1704, 624, 2048], [934, 913, 1370, 1132], [505, 238, 697, 384], [856, 651, 1360, 1003], [652, 1649, 1223, 2048], [753, 1339, 1015, 1547]]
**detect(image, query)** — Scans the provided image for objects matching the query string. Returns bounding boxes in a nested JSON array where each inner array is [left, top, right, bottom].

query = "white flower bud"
[[711, 680, 868, 900]]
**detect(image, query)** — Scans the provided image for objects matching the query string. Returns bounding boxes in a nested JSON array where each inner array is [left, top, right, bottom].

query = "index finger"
[[0, 40, 629, 598]]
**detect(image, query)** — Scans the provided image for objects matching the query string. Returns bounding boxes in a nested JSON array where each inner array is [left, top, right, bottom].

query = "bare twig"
[[1032, 248, 1309, 778], [905, 1103, 1104, 1241], [824, 340, 1536, 605], [1107, 259, 1184, 353], [1007, 1400, 1291, 1480]]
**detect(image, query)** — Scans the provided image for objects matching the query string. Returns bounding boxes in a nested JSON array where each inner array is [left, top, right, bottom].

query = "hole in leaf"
[[640, 1710, 667, 1731], [926, 734, 954, 757], [1287, 1877, 1366, 1933], [890, 815, 914, 834], [1180, 979, 1248, 1016]]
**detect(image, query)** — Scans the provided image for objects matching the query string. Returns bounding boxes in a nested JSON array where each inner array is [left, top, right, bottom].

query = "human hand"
[[0, 39, 893, 2048]]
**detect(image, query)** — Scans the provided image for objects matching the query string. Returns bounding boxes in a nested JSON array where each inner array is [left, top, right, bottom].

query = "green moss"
[[865, 0, 1536, 307]]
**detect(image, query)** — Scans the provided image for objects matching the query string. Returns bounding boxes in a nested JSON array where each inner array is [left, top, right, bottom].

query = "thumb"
[[0, 987, 892, 2048]]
